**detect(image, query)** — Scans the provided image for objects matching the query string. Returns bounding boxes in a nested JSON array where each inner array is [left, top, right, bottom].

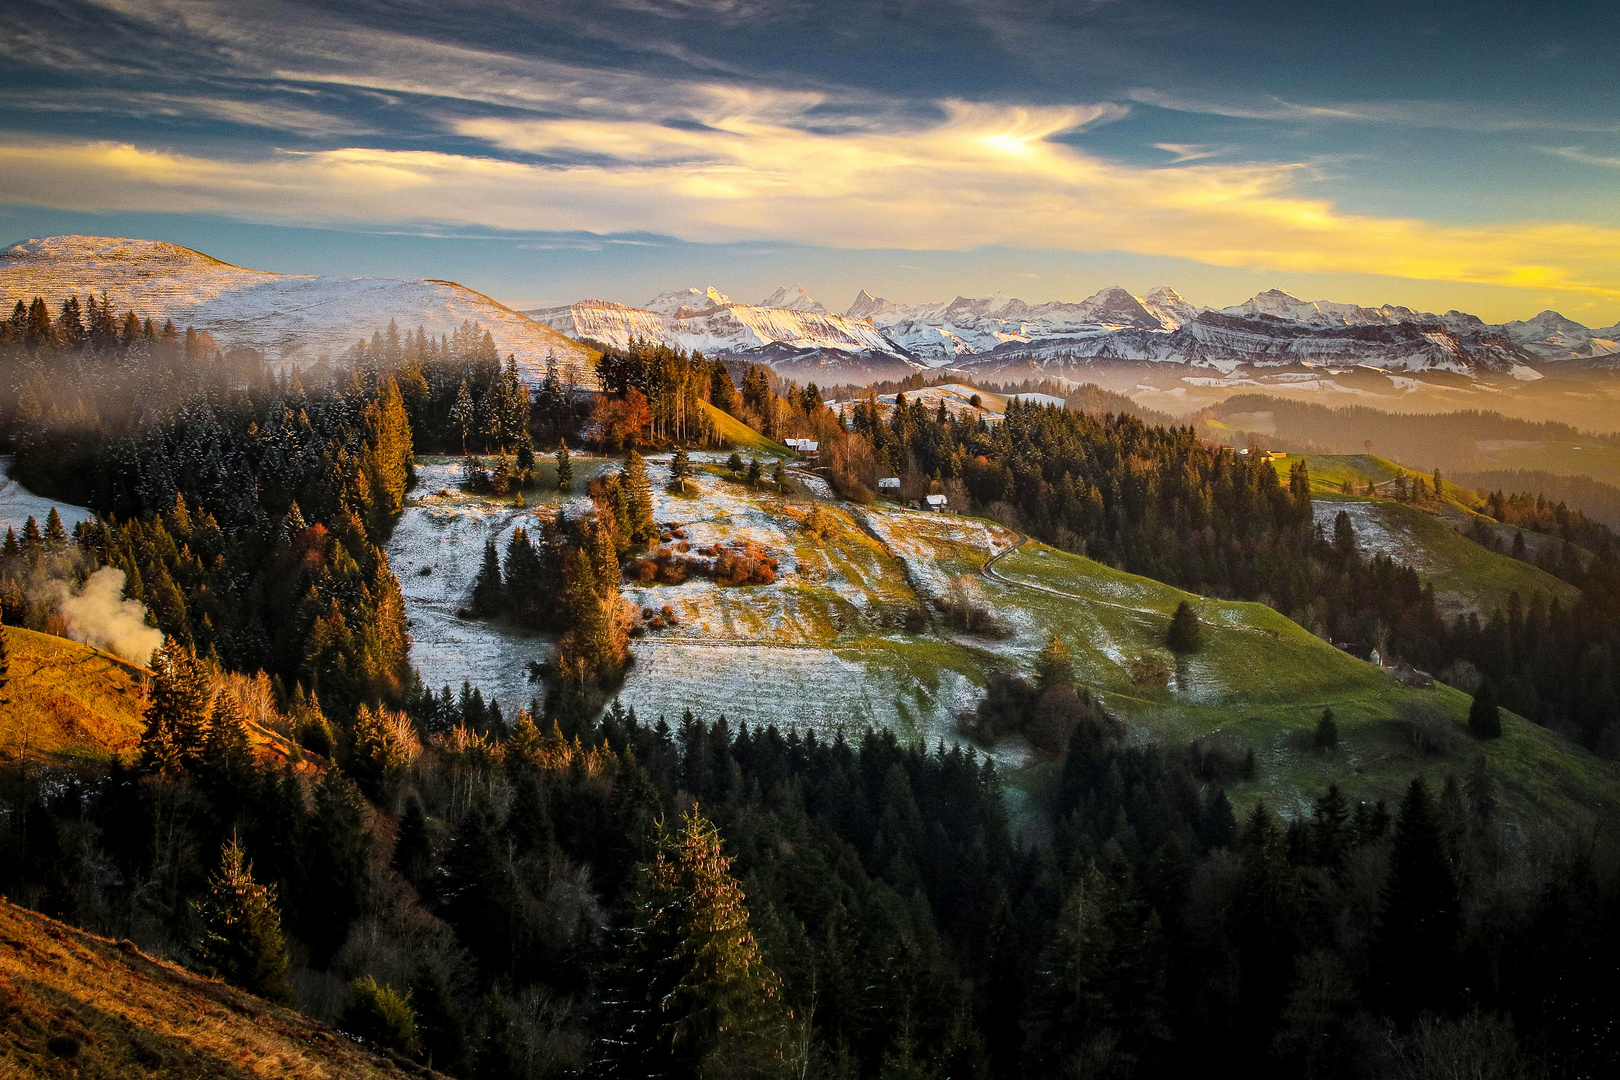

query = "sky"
[[1, 0, 1617, 324]]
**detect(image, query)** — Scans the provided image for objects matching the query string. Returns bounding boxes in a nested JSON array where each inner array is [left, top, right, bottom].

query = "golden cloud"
[[2, 99, 1617, 301]]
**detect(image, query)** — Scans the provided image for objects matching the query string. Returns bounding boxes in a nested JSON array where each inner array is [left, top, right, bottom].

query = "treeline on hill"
[[827, 396, 1620, 753], [1454, 469, 1620, 529], [5, 647, 1617, 1078], [1200, 394, 1618, 472]]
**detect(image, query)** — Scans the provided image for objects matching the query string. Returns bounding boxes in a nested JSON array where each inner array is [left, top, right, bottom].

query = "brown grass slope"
[[0, 899, 435, 1080], [0, 627, 148, 765], [0, 627, 309, 768]]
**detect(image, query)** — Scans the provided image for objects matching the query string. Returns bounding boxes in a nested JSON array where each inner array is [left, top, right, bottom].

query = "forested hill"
[[1, 302, 1619, 1078]]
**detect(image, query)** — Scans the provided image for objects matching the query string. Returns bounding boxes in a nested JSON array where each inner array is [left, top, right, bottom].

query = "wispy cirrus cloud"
[[1129, 88, 1620, 134], [1544, 146, 1620, 169]]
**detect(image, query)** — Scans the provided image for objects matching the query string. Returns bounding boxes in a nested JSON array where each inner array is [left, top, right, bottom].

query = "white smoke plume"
[[53, 567, 164, 665]]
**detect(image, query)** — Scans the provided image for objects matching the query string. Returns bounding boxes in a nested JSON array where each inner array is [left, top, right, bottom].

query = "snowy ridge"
[[0, 235, 593, 384], [527, 284, 916, 378]]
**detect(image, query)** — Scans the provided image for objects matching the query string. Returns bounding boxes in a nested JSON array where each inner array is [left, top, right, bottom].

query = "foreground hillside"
[[0, 900, 424, 1079], [0, 236, 592, 382]]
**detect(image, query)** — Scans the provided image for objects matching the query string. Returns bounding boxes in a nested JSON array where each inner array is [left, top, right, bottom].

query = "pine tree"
[[1332, 510, 1357, 556], [556, 439, 573, 493], [452, 379, 475, 453], [727, 452, 744, 476], [670, 446, 694, 494], [392, 793, 433, 891], [746, 457, 762, 486], [43, 507, 67, 555], [623, 450, 657, 547], [1165, 601, 1202, 654], [1314, 706, 1339, 749], [598, 809, 787, 1078], [1468, 679, 1502, 739], [205, 693, 252, 776], [472, 538, 506, 616], [1374, 778, 1460, 1024], [140, 639, 213, 774], [502, 528, 546, 629], [194, 836, 293, 1002]]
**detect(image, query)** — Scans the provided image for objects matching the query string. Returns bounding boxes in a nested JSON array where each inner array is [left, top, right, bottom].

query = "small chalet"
[[878, 477, 901, 493], [925, 493, 948, 511]]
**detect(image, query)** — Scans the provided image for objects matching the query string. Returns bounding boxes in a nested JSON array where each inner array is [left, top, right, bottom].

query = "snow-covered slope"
[[527, 285, 919, 380], [0, 236, 593, 383], [759, 284, 826, 312]]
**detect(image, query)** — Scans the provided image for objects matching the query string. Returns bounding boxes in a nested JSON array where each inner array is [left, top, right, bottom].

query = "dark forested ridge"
[[3, 296, 1620, 1078]]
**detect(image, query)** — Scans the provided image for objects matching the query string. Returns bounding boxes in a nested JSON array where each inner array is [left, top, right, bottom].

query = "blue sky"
[[1, 0, 1616, 323]]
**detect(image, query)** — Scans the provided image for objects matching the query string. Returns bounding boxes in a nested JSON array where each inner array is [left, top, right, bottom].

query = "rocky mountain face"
[[537, 278, 1618, 383], [0, 235, 593, 384]]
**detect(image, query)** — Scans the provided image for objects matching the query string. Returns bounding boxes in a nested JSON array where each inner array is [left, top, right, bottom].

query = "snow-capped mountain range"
[[531, 281, 1620, 383], [0, 236, 593, 384]]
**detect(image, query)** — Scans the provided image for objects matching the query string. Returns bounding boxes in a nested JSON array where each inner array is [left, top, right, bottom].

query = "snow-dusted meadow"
[[0, 456, 94, 536], [386, 453, 1045, 766]]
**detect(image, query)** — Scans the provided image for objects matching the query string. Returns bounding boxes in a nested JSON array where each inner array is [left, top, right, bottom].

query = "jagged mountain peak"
[[644, 285, 730, 316], [759, 284, 825, 312]]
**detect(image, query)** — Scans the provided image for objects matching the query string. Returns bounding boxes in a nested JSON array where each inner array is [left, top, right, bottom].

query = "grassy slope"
[[988, 542, 1620, 826], [1275, 454, 1579, 615], [1317, 495, 1578, 615], [699, 401, 793, 457], [0, 900, 421, 1079], [0, 626, 147, 764]]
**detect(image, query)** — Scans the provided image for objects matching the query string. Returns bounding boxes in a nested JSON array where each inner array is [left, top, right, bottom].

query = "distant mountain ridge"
[[532, 279, 1620, 383], [0, 235, 593, 384]]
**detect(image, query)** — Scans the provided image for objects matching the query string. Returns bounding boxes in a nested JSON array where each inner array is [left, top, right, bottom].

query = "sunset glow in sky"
[[2, 0, 1617, 321]]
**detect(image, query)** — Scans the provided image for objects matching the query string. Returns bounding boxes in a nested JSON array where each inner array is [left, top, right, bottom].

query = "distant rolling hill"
[[0, 899, 428, 1079], [0, 235, 593, 384]]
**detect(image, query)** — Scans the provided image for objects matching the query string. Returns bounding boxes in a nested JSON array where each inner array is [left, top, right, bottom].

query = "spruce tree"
[[1374, 778, 1460, 1024], [1314, 706, 1339, 749], [670, 446, 693, 494], [194, 836, 293, 1002], [140, 639, 213, 774], [1468, 679, 1502, 739], [556, 439, 573, 493], [727, 452, 744, 476], [1165, 601, 1202, 654], [623, 450, 657, 546], [598, 809, 786, 1078], [503, 529, 547, 630], [472, 538, 506, 616], [392, 793, 434, 892], [746, 456, 762, 486]]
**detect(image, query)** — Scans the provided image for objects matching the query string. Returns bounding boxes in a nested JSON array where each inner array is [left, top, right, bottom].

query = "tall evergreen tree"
[[1165, 600, 1202, 654], [556, 438, 574, 493], [140, 639, 213, 774], [597, 809, 787, 1079], [194, 836, 293, 1002], [623, 450, 656, 547], [1374, 778, 1460, 1025], [472, 538, 506, 616], [1468, 679, 1502, 739], [670, 446, 694, 494]]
